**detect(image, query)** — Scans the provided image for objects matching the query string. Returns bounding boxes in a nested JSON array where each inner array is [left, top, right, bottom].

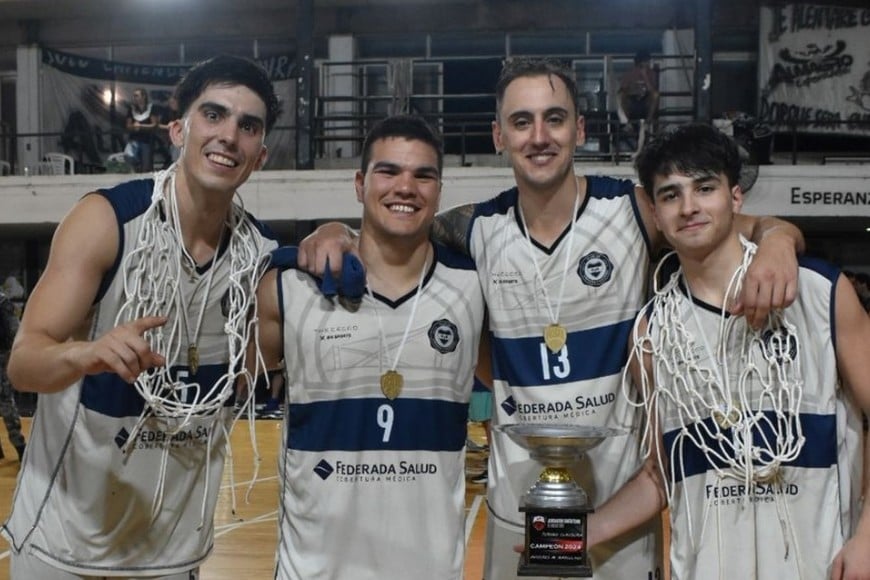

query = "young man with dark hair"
[[590, 123, 870, 579], [3, 54, 280, 579], [257, 115, 485, 579]]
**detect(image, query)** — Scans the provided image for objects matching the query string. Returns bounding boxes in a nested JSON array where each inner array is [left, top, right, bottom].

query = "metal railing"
[[312, 52, 698, 165]]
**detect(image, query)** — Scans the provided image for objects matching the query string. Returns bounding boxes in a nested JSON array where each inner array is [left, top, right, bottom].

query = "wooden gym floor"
[[0, 419, 490, 579]]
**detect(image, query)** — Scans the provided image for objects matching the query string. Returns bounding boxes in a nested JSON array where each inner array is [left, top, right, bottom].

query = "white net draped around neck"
[[622, 237, 806, 573], [113, 166, 270, 525]]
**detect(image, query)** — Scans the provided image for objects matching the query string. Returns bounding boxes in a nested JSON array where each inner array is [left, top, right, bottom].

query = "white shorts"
[[483, 504, 665, 580], [11, 549, 200, 580]]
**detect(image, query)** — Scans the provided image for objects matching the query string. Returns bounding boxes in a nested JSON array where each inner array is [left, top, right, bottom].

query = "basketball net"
[[114, 164, 271, 525], [624, 236, 807, 575]]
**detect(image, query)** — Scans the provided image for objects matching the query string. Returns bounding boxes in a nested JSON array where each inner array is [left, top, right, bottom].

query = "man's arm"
[[297, 202, 478, 277], [830, 274, 870, 579], [587, 325, 667, 546], [432, 203, 476, 256], [253, 268, 284, 373], [297, 222, 359, 277], [8, 194, 165, 392], [239, 268, 284, 407], [731, 214, 805, 328]]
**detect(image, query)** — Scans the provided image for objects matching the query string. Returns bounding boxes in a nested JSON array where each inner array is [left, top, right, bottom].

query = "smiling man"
[[255, 115, 486, 580], [3, 55, 281, 580], [589, 122, 870, 580]]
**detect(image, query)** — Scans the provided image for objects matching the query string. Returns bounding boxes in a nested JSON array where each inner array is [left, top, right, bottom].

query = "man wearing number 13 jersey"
[[254, 116, 486, 579], [427, 58, 805, 579]]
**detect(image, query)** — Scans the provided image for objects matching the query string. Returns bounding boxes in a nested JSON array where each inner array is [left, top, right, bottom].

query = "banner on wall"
[[39, 47, 296, 170], [758, 3, 870, 136]]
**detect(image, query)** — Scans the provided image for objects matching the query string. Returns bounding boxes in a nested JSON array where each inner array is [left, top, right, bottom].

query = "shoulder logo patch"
[[761, 327, 798, 362]]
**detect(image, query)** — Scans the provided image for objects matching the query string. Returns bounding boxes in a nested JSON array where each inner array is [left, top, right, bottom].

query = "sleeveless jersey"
[[469, 176, 662, 578], [650, 258, 861, 580], [275, 243, 486, 580], [2, 179, 277, 576]]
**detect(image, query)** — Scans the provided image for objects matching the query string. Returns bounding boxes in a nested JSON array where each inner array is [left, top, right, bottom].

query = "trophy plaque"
[[499, 423, 625, 578]]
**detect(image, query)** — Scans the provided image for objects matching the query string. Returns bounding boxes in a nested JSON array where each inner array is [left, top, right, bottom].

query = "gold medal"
[[712, 400, 741, 429], [380, 370, 403, 400], [543, 323, 567, 353], [188, 344, 199, 375]]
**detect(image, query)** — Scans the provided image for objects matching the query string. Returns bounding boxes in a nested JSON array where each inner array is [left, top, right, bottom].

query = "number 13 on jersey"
[[540, 343, 570, 381]]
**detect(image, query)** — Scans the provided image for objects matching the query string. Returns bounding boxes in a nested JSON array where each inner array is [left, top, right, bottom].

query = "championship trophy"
[[499, 423, 624, 578]]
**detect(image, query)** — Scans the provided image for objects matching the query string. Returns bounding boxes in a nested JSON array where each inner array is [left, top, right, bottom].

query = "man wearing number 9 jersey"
[[254, 115, 486, 579]]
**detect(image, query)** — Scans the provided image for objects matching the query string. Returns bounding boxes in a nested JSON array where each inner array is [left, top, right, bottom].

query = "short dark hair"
[[634, 50, 652, 65], [174, 55, 283, 133], [495, 57, 581, 118], [360, 115, 443, 175], [635, 123, 741, 198]]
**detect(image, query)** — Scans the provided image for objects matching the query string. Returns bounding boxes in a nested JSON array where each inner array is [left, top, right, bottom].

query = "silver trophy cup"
[[499, 423, 625, 577]]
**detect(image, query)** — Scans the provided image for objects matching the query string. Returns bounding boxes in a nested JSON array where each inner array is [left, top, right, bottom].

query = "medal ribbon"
[[517, 176, 580, 330], [368, 253, 430, 388]]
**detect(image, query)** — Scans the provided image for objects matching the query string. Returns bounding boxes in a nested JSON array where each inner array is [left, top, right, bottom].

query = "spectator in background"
[[124, 87, 158, 172], [618, 50, 659, 136], [0, 288, 25, 462], [157, 95, 182, 167], [60, 110, 103, 167]]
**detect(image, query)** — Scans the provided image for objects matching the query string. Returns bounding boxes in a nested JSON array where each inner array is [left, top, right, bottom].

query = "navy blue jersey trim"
[[491, 319, 632, 386], [93, 179, 154, 303], [433, 241, 476, 271], [80, 363, 231, 418], [797, 256, 840, 352], [286, 398, 469, 452], [663, 412, 837, 483], [585, 175, 635, 201]]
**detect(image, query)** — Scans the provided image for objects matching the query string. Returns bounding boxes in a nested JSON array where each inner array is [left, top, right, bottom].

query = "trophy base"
[[517, 559, 593, 578], [518, 506, 592, 578]]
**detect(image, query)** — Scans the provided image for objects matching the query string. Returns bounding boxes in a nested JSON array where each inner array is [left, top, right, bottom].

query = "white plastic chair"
[[43, 152, 75, 175], [106, 152, 127, 164]]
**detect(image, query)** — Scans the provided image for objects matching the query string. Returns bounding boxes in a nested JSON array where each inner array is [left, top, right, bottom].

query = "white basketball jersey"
[[650, 257, 861, 580], [469, 176, 662, 578], [2, 179, 277, 576], [275, 243, 485, 580]]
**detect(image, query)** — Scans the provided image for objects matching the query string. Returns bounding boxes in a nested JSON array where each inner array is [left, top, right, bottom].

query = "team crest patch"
[[761, 327, 798, 362], [577, 252, 613, 287], [428, 319, 460, 353]]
